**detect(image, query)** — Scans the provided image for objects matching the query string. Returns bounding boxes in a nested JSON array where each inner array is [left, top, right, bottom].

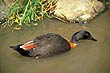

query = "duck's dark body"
[[31, 33, 70, 58]]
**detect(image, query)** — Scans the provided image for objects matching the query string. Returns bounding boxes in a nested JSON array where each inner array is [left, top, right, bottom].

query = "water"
[[0, 9, 110, 73]]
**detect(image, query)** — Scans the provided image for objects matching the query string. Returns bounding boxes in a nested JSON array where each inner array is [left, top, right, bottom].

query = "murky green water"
[[0, 9, 110, 73]]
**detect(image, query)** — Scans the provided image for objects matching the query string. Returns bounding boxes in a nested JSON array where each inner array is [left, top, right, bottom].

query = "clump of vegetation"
[[6, 0, 56, 29]]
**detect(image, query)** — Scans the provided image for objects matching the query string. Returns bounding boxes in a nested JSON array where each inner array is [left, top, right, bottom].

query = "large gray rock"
[[54, 0, 106, 23]]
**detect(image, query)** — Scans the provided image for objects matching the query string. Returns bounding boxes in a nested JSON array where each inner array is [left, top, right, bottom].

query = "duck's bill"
[[90, 36, 97, 41]]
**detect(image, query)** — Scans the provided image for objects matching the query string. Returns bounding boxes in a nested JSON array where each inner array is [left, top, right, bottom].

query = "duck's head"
[[71, 30, 97, 44]]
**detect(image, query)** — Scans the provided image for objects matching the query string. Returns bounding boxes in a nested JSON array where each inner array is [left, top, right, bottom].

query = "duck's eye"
[[85, 34, 89, 36]]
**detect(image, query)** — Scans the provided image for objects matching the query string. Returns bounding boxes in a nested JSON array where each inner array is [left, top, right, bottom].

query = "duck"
[[10, 30, 97, 58]]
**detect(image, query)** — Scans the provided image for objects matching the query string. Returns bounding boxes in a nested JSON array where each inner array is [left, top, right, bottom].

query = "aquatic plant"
[[5, 0, 56, 29]]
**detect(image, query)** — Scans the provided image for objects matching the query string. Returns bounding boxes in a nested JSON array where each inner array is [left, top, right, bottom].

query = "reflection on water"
[[0, 9, 110, 73]]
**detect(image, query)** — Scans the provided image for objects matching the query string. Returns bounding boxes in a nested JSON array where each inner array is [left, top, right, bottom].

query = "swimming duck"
[[10, 30, 97, 58]]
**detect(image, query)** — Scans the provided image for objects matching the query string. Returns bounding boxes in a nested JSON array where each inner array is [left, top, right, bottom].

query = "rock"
[[53, 0, 106, 23], [0, 0, 8, 20], [0, 0, 9, 25]]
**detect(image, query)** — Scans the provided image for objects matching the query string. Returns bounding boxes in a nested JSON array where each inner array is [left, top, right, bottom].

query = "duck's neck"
[[71, 39, 78, 44], [65, 38, 77, 48], [71, 36, 80, 44], [70, 41, 77, 48]]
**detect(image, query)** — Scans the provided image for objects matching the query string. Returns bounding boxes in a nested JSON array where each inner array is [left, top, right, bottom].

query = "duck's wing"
[[20, 40, 36, 50]]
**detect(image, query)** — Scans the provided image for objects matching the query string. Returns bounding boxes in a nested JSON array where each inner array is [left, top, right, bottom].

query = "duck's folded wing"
[[20, 41, 36, 50]]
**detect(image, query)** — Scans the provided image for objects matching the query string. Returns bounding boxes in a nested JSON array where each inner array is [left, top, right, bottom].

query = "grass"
[[4, 0, 56, 30]]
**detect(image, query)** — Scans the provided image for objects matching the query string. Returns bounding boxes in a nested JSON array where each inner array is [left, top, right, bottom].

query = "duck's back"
[[31, 33, 70, 58]]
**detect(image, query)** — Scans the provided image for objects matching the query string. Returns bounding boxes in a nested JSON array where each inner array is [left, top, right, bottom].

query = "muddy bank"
[[0, 0, 109, 26]]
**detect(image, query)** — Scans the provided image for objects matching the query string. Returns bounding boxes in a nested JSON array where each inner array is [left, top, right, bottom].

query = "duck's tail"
[[10, 46, 18, 50]]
